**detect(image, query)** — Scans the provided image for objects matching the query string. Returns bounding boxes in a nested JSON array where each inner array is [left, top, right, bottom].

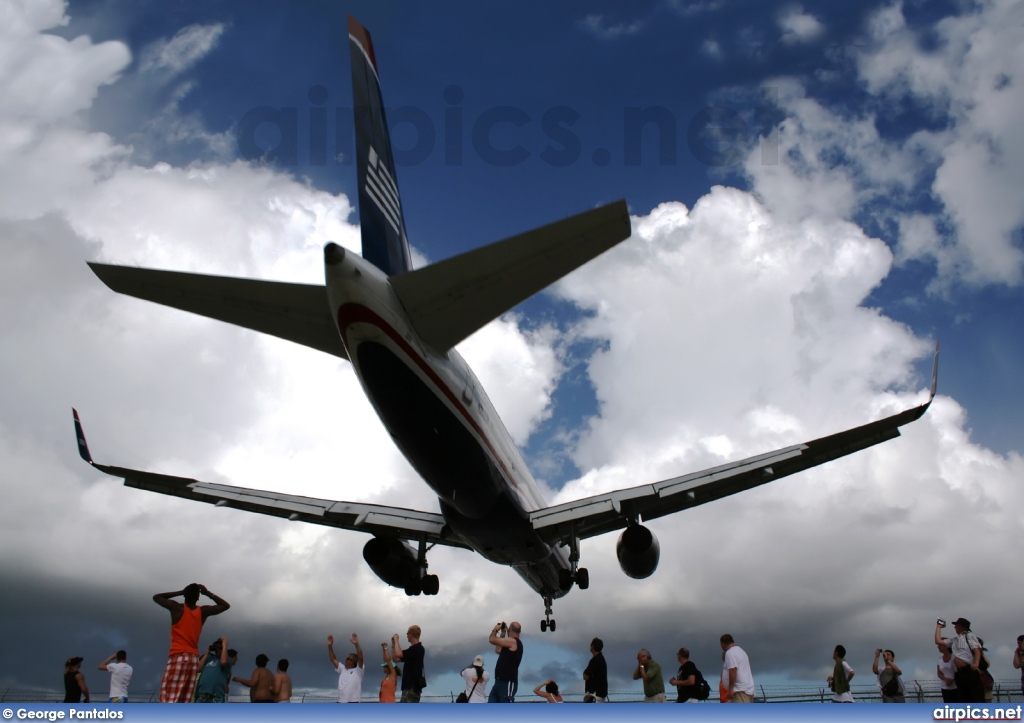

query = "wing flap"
[[88, 263, 348, 360], [390, 200, 631, 354]]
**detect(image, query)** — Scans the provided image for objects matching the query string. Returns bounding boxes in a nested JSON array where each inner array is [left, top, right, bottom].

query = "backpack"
[[695, 670, 711, 700]]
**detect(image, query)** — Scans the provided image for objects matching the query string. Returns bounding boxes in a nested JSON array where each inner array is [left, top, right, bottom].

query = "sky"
[[1, 0, 1023, 703]]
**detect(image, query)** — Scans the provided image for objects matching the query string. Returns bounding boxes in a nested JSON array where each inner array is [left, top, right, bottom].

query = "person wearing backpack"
[[669, 648, 702, 703], [935, 618, 985, 703], [872, 648, 905, 702]]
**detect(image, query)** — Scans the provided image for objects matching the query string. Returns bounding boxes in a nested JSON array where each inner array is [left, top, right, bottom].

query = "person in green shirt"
[[633, 648, 666, 702]]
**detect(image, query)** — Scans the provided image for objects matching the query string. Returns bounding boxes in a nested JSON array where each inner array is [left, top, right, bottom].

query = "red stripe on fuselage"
[[336, 302, 522, 494]]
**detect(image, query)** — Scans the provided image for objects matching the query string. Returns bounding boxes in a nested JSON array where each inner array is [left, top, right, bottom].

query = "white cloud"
[[778, 5, 825, 45], [580, 14, 644, 40], [857, 0, 1024, 287], [139, 23, 226, 77]]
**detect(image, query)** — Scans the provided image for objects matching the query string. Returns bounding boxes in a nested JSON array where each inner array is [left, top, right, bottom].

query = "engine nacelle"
[[616, 525, 660, 579], [362, 537, 421, 589]]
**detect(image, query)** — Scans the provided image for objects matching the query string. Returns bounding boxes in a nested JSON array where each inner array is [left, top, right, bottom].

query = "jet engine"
[[616, 525, 660, 579], [362, 537, 420, 589]]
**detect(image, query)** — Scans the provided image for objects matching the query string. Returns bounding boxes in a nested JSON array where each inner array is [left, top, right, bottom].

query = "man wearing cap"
[[935, 617, 984, 703], [1013, 634, 1024, 697]]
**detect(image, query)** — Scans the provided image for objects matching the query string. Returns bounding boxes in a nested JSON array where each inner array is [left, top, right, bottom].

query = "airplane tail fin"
[[348, 16, 413, 277]]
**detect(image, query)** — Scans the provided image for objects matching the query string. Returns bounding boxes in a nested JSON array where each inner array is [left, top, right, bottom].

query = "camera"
[[937, 618, 946, 627]]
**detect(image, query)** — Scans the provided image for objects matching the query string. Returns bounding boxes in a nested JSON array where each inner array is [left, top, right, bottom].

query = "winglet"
[[72, 408, 94, 465], [930, 340, 939, 400]]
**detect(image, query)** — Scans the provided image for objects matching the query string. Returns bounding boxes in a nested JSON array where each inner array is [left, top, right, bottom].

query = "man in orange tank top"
[[154, 582, 230, 703]]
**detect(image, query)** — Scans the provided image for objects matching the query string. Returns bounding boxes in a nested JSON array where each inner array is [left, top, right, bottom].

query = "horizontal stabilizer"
[[390, 200, 631, 353], [89, 263, 347, 359]]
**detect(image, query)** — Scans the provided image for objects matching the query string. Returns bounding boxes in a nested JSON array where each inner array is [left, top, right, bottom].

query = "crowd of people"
[[60, 583, 1024, 704]]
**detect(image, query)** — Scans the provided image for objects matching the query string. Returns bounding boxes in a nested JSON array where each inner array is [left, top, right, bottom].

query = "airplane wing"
[[88, 263, 348, 360], [72, 410, 466, 548], [390, 200, 631, 354], [530, 344, 939, 546]]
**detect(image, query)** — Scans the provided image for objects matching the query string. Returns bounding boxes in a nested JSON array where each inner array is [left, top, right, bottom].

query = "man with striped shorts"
[[154, 583, 230, 702]]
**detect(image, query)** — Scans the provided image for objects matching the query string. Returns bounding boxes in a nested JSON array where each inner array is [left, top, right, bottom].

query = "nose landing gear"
[[540, 596, 556, 633]]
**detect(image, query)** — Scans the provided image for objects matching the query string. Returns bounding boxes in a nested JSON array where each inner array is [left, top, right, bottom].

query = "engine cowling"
[[616, 525, 660, 579], [362, 537, 420, 589]]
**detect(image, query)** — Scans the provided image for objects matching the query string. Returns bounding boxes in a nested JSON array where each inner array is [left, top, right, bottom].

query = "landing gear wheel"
[[576, 567, 590, 590], [540, 619, 548, 632], [422, 574, 439, 596], [549, 619, 556, 632], [558, 568, 573, 591], [404, 580, 422, 596]]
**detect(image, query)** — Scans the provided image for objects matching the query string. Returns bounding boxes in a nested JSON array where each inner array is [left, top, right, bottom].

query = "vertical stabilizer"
[[348, 16, 413, 277]]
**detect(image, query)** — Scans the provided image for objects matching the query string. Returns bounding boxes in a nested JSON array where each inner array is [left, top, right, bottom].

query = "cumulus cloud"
[[856, 0, 1024, 287], [2, 0, 1023, 701]]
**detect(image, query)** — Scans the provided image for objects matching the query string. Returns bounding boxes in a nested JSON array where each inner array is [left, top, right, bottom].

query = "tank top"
[[63, 670, 82, 702], [169, 604, 203, 655], [494, 638, 523, 682]]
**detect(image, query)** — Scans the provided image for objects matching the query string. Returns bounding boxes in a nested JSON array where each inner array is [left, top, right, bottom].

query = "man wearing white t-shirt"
[[98, 650, 133, 703], [720, 634, 755, 703], [328, 633, 365, 703]]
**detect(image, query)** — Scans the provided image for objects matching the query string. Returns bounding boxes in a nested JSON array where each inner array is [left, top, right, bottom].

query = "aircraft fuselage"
[[323, 242, 570, 598]]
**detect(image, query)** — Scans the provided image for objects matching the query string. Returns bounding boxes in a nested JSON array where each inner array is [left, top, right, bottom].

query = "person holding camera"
[[459, 655, 489, 703], [194, 637, 234, 703], [488, 621, 523, 702], [935, 617, 984, 703], [872, 649, 905, 702]]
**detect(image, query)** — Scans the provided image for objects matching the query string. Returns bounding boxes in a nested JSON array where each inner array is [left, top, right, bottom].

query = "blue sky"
[[2, 0, 1023, 702]]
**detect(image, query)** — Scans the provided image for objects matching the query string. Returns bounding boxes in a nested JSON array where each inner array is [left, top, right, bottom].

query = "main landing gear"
[[541, 532, 588, 633]]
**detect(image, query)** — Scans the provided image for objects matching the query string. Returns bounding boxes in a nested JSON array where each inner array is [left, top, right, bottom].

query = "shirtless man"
[[232, 654, 275, 703], [272, 659, 293, 703]]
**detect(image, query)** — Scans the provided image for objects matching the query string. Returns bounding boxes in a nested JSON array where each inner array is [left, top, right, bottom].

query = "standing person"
[[272, 659, 292, 703], [460, 655, 489, 703], [937, 643, 958, 703], [872, 649, 906, 702], [669, 647, 700, 703], [62, 657, 89, 703], [633, 648, 666, 702], [978, 639, 994, 703], [583, 637, 608, 703], [827, 645, 855, 703], [98, 650, 132, 703], [533, 679, 563, 702], [1014, 634, 1024, 697], [232, 654, 275, 703], [379, 644, 398, 703], [391, 625, 425, 702], [153, 582, 230, 703], [328, 633, 364, 703], [720, 634, 755, 703], [488, 621, 524, 702], [935, 618, 984, 703], [194, 638, 233, 703]]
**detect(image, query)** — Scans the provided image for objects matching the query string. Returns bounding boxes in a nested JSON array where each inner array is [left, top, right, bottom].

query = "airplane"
[[73, 16, 938, 632]]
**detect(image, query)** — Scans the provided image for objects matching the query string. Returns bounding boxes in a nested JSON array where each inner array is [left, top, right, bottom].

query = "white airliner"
[[73, 16, 937, 632]]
